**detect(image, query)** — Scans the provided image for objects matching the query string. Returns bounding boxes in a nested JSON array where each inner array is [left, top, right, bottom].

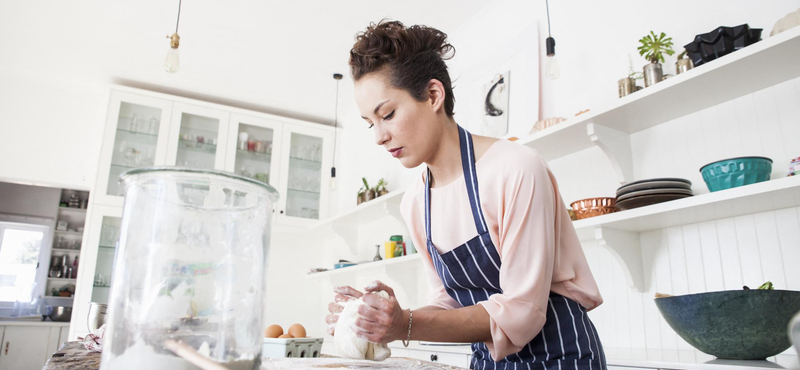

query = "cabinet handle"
[[280, 210, 284, 214], [430, 354, 437, 362], [4, 341, 8, 355]]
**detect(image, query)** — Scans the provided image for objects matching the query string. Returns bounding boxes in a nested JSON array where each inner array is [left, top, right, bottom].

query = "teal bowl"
[[655, 290, 800, 360], [699, 156, 772, 192]]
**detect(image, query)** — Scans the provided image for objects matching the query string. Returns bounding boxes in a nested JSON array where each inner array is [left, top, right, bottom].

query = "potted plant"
[[357, 187, 365, 205], [618, 54, 644, 97], [637, 31, 674, 87], [375, 178, 389, 197], [675, 50, 694, 75], [362, 177, 376, 202]]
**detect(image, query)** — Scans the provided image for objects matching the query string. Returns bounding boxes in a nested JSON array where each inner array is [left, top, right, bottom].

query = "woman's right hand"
[[326, 286, 364, 335]]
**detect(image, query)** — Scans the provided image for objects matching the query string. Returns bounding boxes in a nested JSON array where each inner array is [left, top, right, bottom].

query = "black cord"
[[332, 76, 339, 169], [175, 0, 182, 34], [545, 0, 551, 37]]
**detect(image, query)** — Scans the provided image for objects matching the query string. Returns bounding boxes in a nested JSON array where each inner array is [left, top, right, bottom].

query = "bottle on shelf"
[[72, 256, 79, 279]]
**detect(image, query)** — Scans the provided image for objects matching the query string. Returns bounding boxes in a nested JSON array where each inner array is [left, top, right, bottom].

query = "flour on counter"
[[104, 340, 258, 370]]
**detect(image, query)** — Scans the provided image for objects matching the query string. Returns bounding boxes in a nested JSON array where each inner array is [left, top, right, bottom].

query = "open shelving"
[[515, 26, 800, 184], [306, 254, 421, 279]]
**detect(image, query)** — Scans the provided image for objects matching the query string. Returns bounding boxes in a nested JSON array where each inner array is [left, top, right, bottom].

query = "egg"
[[278, 334, 293, 339], [264, 325, 283, 338], [288, 323, 306, 338]]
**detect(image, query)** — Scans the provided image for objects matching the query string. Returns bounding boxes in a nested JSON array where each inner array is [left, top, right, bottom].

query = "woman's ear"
[[427, 79, 446, 114]]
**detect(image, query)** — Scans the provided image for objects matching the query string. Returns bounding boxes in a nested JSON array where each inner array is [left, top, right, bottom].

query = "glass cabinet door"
[[95, 91, 172, 207], [226, 114, 283, 187], [167, 103, 230, 171], [91, 215, 120, 304], [276, 125, 332, 226]]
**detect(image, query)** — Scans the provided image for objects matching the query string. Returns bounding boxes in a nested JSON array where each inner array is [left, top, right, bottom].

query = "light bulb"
[[164, 33, 180, 73], [545, 55, 560, 80], [329, 167, 337, 191]]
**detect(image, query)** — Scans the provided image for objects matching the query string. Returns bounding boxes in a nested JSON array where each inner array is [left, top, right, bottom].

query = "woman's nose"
[[374, 126, 390, 146]]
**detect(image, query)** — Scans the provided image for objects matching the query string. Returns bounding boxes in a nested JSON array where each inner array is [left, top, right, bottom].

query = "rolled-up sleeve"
[[477, 155, 557, 361]]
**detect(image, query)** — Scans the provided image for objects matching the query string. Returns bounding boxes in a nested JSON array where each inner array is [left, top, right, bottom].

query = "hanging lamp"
[[164, 0, 182, 73], [329, 73, 343, 191], [544, 0, 561, 80]]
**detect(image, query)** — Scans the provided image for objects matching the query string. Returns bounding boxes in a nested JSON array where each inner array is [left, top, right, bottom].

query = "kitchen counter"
[[44, 341, 466, 370]]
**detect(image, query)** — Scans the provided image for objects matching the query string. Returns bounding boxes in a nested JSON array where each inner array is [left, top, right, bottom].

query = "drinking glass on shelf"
[[148, 118, 159, 135], [129, 114, 138, 132]]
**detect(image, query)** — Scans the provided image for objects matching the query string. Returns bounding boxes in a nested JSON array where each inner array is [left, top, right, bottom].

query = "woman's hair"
[[349, 20, 456, 117]]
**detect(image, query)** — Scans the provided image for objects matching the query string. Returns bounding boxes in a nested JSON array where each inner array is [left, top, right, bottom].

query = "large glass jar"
[[100, 167, 278, 370]]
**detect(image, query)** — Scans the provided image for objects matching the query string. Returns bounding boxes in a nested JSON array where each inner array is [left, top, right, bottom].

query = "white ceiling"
[[0, 0, 492, 126]]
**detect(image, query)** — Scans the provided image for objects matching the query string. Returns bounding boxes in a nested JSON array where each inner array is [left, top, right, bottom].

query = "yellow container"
[[384, 241, 396, 260]]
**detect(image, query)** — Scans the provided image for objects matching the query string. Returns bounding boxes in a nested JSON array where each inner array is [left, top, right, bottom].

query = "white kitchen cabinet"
[[70, 204, 121, 339], [275, 125, 334, 227], [165, 102, 231, 171], [0, 325, 54, 370], [94, 90, 174, 207]]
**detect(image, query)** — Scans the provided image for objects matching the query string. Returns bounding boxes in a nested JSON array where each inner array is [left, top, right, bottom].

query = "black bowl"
[[684, 24, 762, 67], [655, 290, 800, 360]]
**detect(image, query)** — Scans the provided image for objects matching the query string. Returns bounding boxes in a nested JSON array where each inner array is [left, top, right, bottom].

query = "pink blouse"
[[400, 139, 602, 361]]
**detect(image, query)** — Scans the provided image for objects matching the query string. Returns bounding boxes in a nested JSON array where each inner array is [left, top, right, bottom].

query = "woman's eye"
[[367, 123, 374, 129], [383, 111, 394, 121]]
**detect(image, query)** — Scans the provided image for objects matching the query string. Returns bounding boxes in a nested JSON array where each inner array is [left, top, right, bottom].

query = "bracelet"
[[402, 309, 413, 347]]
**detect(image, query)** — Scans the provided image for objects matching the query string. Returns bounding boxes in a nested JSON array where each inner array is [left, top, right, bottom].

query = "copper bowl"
[[569, 197, 618, 220]]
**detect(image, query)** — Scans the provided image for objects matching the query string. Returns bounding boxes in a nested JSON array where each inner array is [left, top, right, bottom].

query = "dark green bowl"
[[655, 290, 800, 360], [699, 156, 772, 192]]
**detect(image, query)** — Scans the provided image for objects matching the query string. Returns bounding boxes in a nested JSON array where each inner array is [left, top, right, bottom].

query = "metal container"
[[100, 167, 279, 370], [643, 63, 663, 87], [618, 77, 637, 97], [676, 58, 694, 74], [47, 306, 72, 322], [87, 302, 108, 332]]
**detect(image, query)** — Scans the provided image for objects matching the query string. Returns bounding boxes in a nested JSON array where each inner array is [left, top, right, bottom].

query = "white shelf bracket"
[[328, 221, 359, 255], [382, 201, 404, 224], [586, 122, 634, 185], [593, 227, 644, 292]]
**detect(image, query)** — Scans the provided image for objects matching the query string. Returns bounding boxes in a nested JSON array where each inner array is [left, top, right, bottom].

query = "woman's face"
[[354, 72, 443, 169]]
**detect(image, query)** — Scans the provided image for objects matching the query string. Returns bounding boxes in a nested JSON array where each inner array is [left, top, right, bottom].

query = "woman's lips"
[[389, 147, 403, 158]]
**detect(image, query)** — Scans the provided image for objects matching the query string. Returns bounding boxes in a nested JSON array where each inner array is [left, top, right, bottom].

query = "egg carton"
[[262, 337, 324, 358]]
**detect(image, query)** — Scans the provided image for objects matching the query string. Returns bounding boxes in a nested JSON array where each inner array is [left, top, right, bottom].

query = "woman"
[[326, 20, 606, 370]]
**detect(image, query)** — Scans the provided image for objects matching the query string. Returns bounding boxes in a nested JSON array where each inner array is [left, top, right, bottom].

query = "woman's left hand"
[[353, 280, 408, 344]]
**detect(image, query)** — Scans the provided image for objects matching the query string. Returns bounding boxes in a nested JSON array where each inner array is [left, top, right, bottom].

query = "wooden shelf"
[[306, 254, 421, 279], [572, 176, 800, 292], [515, 27, 800, 183]]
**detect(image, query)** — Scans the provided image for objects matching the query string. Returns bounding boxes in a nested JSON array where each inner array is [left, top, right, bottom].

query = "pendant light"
[[164, 0, 182, 73], [544, 0, 561, 80], [329, 73, 343, 191]]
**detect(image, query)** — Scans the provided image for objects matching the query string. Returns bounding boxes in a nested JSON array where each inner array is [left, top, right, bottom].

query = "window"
[[0, 221, 49, 305]]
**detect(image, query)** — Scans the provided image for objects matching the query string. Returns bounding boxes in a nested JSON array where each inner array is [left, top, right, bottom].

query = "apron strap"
[[457, 126, 489, 235]]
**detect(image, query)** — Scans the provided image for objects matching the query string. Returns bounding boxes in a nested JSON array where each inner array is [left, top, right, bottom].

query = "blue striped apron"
[[424, 126, 607, 370]]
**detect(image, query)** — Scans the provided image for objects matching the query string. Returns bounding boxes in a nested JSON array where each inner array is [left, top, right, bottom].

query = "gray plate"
[[616, 193, 693, 211], [617, 180, 692, 197], [617, 187, 693, 202]]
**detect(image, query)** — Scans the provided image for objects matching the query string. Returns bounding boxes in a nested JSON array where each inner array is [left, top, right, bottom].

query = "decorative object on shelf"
[[569, 197, 617, 220], [615, 178, 694, 211], [771, 8, 800, 36], [619, 55, 644, 98], [530, 117, 566, 134], [375, 178, 389, 197], [544, 0, 560, 80], [334, 261, 357, 269], [384, 241, 396, 260], [655, 288, 800, 360], [700, 156, 772, 192], [56, 220, 68, 231], [390, 235, 405, 256], [684, 24, 762, 67], [358, 177, 375, 204], [373, 245, 382, 261], [68, 193, 81, 208], [330, 73, 343, 192], [164, 0, 182, 73], [638, 31, 675, 87], [788, 157, 800, 176], [574, 109, 590, 116], [238, 132, 249, 151], [675, 50, 694, 75]]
